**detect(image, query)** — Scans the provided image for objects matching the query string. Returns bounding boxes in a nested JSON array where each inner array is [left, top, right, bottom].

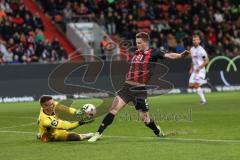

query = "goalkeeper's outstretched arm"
[[42, 117, 79, 130], [42, 116, 94, 130], [54, 102, 78, 115]]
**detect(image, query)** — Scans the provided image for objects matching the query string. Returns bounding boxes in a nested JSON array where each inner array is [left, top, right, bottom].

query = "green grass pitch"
[[0, 92, 240, 160]]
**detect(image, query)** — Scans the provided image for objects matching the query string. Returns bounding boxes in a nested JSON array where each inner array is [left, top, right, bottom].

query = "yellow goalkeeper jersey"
[[38, 101, 79, 137]]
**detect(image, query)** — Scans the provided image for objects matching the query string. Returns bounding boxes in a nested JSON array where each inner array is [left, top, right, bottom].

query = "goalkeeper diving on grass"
[[37, 95, 94, 142]]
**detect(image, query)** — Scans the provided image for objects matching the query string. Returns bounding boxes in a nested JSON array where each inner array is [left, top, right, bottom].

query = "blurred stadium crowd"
[[0, 0, 68, 64], [39, 0, 240, 55], [1, 0, 240, 64]]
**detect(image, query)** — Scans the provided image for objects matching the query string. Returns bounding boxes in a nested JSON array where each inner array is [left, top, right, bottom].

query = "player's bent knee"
[[189, 83, 200, 88], [109, 106, 121, 115], [193, 83, 200, 88], [67, 133, 81, 141], [189, 83, 194, 88], [109, 109, 118, 115], [109, 97, 125, 115]]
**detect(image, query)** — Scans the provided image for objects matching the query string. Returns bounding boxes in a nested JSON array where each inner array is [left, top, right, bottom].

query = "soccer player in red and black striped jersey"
[[88, 32, 190, 142]]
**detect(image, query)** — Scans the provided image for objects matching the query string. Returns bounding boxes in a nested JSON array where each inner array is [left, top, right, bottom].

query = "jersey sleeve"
[[154, 49, 165, 59], [201, 47, 208, 58], [68, 107, 77, 114], [54, 101, 77, 115], [42, 116, 79, 130]]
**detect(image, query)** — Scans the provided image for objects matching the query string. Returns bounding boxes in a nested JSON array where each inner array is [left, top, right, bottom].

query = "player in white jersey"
[[189, 35, 209, 105]]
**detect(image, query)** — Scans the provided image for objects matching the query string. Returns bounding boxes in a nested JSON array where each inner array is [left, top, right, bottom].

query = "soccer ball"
[[82, 104, 96, 117]]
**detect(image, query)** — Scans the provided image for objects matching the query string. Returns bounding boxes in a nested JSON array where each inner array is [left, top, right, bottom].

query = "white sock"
[[79, 133, 94, 140], [196, 87, 206, 102]]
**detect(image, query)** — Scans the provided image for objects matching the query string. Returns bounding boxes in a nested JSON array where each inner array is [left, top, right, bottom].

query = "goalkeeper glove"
[[78, 117, 94, 126], [76, 108, 84, 115]]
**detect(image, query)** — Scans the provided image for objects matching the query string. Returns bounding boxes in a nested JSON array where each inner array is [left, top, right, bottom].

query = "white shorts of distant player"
[[189, 70, 206, 85]]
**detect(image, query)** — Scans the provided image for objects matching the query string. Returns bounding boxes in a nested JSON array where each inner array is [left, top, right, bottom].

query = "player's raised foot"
[[154, 126, 165, 137], [88, 132, 102, 142], [200, 100, 207, 105]]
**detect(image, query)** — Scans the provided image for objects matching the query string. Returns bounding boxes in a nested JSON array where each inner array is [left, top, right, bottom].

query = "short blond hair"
[[136, 32, 150, 42], [192, 34, 200, 39]]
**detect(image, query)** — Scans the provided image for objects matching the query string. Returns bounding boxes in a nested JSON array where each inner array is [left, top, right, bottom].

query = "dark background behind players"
[[38, 0, 240, 57]]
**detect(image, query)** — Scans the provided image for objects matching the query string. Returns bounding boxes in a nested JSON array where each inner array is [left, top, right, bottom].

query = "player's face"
[[42, 99, 54, 114], [192, 37, 200, 46], [136, 38, 148, 51]]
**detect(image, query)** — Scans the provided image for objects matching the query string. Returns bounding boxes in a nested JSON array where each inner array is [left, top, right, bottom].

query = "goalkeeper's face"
[[42, 99, 54, 114]]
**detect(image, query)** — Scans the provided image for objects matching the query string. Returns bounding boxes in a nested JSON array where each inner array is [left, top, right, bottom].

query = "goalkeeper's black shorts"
[[117, 82, 149, 112]]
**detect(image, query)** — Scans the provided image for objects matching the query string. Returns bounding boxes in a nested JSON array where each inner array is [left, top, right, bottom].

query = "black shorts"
[[117, 82, 149, 112]]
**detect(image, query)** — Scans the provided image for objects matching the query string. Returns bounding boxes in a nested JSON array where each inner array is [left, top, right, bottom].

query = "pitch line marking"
[[0, 115, 37, 119], [0, 122, 35, 130], [104, 135, 240, 144], [0, 130, 239, 144], [0, 130, 35, 134]]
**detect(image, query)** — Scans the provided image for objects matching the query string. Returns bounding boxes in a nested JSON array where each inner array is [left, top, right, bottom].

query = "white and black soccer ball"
[[82, 104, 96, 117]]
